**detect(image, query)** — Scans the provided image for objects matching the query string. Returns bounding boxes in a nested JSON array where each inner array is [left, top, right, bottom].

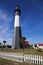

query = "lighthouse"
[[12, 6, 23, 49]]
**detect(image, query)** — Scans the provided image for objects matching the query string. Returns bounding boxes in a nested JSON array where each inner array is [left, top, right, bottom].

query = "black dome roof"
[[15, 6, 21, 13]]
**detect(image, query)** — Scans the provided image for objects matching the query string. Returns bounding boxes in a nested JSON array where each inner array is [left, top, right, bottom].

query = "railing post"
[[37, 55, 38, 65], [33, 55, 34, 64], [41, 56, 43, 65], [39, 55, 40, 65], [35, 55, 36, 64]]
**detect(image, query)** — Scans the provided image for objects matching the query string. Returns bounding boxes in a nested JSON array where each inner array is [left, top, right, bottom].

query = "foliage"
[[3, 40, 7, 46], [21, 37, 26, 43], [20, 37, 26, 50], [7, 45, 12, 48], [38, 48, 42, 52], [30, 44, 34, 49], [0, 42, 1, 44]]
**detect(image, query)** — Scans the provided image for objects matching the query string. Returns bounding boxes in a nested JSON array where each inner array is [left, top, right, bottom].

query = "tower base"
[[12, 27, 23, 49]]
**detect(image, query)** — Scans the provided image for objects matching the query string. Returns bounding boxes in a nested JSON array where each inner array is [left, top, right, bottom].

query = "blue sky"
[[0, 0, 43, 45]]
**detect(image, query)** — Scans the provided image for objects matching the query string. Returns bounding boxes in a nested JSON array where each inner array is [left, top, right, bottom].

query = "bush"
[[38, 48, 42, 52], [2, 45, 6, 48], [7, 45, 12, 48]]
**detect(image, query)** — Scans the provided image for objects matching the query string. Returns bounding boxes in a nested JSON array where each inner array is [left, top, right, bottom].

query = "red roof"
[[23, 41, 29, 45], [37, 44, 43, 46]]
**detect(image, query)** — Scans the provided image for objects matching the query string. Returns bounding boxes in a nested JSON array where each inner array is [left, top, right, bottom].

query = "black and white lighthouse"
[[12, 6, 23, 49]]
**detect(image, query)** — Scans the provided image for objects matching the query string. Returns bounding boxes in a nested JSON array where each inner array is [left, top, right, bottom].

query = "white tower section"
[[14, 15, 20, 27]]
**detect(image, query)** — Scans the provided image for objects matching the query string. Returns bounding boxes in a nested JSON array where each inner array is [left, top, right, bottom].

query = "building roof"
[[23, 41, 30, 45], [37, 44, 43, 46]]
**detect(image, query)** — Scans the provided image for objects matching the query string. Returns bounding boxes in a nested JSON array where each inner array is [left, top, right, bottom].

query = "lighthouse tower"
[[12, 6, 23, 49]]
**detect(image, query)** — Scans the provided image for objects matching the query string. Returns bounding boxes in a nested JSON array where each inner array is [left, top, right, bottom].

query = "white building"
[[36, 44, 43, 49], [32, 43, 43, 49]]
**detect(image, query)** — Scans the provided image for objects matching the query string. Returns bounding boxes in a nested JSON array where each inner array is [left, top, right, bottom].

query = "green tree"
[[21, 37, 26, 43], [3, 40, 7, 46], [0, 42, 1, 45], [21, 37, 26, 50]]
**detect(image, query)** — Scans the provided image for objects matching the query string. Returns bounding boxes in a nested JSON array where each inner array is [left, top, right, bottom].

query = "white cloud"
[[0, 9, 13, 45], [0, 10, 13, 23], [0, 38, 4, 44], [0, 37, 12, 45]]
